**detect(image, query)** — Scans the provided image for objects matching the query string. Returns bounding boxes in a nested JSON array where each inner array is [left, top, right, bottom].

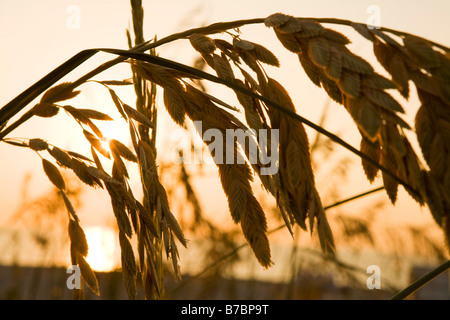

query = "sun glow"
[[100, 138, 112, 155], [90, 120, 133, 160], [84, 226, 119, 272], [99, 122, 128, 148]]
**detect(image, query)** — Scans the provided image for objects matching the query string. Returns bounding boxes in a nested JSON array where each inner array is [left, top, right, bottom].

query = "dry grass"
[[0, 6, 449, 300]]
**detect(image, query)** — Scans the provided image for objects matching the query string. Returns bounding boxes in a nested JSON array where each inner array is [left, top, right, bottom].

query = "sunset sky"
[[0, 1, 449, 276]]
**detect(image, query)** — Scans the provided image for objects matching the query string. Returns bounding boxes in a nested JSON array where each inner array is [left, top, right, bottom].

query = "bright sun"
[[99, 121, 128, 150], [84, 226, 119, 272]]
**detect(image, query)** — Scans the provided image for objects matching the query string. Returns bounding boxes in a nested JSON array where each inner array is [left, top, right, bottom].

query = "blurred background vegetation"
[[0, 0, 449, 300]]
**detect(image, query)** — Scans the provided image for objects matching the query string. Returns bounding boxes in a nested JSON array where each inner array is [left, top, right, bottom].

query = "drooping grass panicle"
[[350, 21, 450, 246], [264, 13, 429, 210]]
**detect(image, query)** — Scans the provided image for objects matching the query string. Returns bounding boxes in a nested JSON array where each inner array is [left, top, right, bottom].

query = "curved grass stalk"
[[0, 45, 420, 199], [390, 259, 450, 300], [0, 18, 265, 129], [98, 49, 421, 198], [1, 15, 446, 134]]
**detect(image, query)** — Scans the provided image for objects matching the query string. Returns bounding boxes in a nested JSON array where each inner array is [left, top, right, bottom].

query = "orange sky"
[[0, 1, 449, 274]]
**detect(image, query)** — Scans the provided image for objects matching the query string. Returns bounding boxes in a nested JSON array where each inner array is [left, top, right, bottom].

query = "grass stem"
[[390, 259, 450, 300]]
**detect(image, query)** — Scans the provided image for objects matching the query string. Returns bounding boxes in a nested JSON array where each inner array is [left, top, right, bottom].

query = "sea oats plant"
[[0, 1, 449, 299]]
